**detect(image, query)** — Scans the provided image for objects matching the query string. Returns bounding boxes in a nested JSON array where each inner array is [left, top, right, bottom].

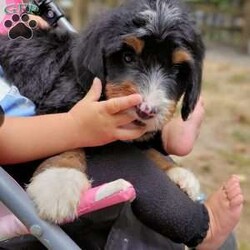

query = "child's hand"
[[69, 78, 146, 147]]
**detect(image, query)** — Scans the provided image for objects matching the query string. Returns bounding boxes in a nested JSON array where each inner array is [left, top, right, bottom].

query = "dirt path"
[[174, 45, 250, 249]]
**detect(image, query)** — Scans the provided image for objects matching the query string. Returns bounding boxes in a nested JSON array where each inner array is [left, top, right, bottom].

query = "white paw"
[[166, 167, 200, 201], [26, 168, 90, 224]]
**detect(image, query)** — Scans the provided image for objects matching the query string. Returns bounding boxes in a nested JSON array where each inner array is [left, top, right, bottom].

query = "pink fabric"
[[0, 214, 29, 239], [0, 202, 11, 217], [77, 181, 136, 215], [0, 181, 136, 240], [0, 202, 29, 240], [0, 0, 24, 34]]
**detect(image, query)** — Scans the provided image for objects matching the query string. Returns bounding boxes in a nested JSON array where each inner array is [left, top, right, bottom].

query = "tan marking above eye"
[[105, 81, 138, 99], [123, 36, 145, 54], [172, 49, 193, 64]]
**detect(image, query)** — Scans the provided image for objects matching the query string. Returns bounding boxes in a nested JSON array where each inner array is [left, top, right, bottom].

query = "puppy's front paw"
[[166, 167, 200, 201], [26, 168, 90, 224]]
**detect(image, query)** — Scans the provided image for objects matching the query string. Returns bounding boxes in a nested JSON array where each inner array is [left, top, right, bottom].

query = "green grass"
[[228, 73, 249, 84], [232, 129, 250, 143], [219, 149, 250, 169], [239, 241, 250, 250], [203, 80, 219, 90]]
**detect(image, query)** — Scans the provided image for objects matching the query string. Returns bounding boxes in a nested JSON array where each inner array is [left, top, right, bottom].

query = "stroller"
[[0, 1, 238, 249]]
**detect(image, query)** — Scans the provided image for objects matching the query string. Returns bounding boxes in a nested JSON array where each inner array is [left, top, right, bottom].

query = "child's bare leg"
[[197, 175, 244, 250]]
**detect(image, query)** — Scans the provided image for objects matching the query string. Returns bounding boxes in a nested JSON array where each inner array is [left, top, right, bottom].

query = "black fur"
[[0, 0, 204, 121], [0, 1, 208, 246]]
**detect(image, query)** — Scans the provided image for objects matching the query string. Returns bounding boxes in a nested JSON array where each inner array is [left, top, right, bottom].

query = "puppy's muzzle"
[[136, 102, 158, 120]]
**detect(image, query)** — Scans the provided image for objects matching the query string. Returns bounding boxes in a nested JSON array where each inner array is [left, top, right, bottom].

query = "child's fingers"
[[104, 94, 142, 114], [83, 78, 102, 102], [115, 112, 138, 126], [115, 127, 146, 141]]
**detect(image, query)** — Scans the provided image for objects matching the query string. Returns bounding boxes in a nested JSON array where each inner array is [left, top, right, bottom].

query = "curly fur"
[[0, 0, 204, 124], [0, 0, 205, 229]]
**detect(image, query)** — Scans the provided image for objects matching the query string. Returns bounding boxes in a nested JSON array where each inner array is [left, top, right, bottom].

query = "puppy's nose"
[[136, 103, 157, 120]]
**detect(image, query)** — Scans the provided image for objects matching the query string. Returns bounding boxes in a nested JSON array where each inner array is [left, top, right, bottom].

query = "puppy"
[[0, 0, 204, 223]]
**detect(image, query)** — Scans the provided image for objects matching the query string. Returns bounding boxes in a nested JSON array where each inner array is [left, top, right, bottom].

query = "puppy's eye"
[[123, 52, 136, 63]]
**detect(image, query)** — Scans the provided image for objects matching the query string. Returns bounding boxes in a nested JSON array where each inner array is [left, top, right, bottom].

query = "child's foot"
[[197, 175, 244, 250]]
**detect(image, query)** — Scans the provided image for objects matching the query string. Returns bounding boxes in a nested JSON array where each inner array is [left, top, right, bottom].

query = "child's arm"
[[0, 78, 145, 164], [162, 96, 205, 156]]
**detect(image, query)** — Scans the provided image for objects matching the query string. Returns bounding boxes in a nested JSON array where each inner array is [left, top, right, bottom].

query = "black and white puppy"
[[0, 0, 204, 223]]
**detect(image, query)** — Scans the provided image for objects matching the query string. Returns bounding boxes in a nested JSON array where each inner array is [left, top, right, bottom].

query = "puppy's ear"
[[181, 62, 202, 120], [178, 41, 204, 121], [72, 33, 106, 88], [72, 30, 124, 89]]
